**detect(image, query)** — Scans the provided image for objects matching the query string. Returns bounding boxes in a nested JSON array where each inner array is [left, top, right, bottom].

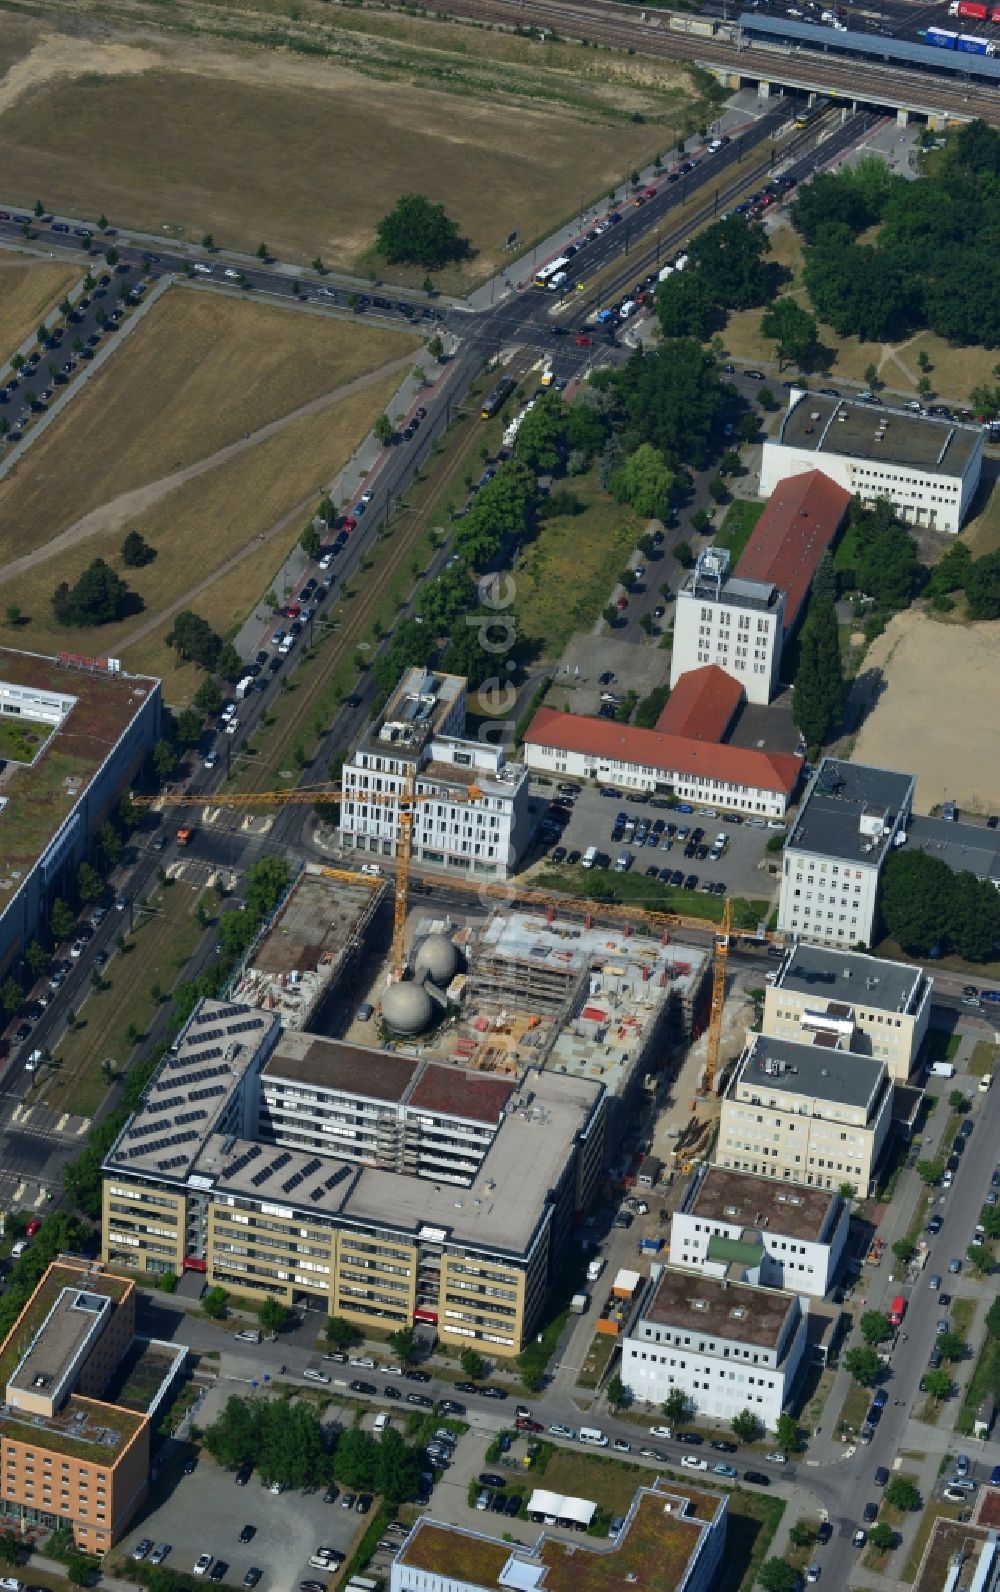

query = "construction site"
[[332, 898, 712, 1153], [230, 863, 386, 1030]]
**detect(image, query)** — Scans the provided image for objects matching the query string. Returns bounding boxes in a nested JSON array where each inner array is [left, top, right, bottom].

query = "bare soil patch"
[[851, 608, 1000, 814]]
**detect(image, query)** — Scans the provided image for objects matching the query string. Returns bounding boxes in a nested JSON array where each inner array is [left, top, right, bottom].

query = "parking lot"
[[123, 1446, 365, 1592], [528, 781, 782, 902]]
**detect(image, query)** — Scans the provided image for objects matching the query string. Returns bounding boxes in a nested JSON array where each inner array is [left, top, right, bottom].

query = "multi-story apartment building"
[[620, 1268, 808, 1430], [102, 1001, 605, 1356], [391, 1478, 727, 1592], [0, 649, 159, 978], [0, 1261, 151, 1553], [761, 391, 983, 534], [764, 943, 931, 1081], [778, 758, 916, 948], [339, 668, 530, 878], [718, 1032, 893, 1197], [670, 1166, 849, 1299]]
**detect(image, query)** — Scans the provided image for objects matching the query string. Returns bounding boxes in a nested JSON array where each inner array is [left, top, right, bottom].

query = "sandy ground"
[[851, 609, 1000, 814]]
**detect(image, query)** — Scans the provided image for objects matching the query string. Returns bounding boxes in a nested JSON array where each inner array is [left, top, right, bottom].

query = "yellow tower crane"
[[131, 776, 480, 980], [702, 895, 733, 1099]]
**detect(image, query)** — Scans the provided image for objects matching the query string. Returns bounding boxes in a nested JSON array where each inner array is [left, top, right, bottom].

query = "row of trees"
[[792, 126, 1000, 347]]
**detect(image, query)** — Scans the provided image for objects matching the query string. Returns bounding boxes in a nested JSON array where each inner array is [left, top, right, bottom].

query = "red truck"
[[949, 0, 989, 17], [889, 1294, 907, 1327]]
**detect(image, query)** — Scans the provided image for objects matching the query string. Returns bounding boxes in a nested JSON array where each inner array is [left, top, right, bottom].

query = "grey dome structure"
[[412, 933, 460, 987], [382, 980, 434, 1035]]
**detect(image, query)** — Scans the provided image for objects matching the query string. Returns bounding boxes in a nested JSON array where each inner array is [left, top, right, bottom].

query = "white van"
[[930, 1061, 956, 1078], [373, 1412, 391, 1437], [579, 1427, 609, 1447], [581, 846, 598, 870], [193, 262, 213, 275]]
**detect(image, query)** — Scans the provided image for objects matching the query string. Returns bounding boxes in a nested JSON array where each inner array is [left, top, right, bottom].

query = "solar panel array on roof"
[[212, 1003, 251, 1021], [190, 1083, 227, 1103], [174, 1062, 232, 1088], [223, 1144, 262, 1179], [175, 1109, 207, 1127], [191, 1027, 225, 1042], [281, 1154, 325, 1195], [128, 1128, 199, 1160], [250, 1151, 293, 1188], [176, 1046, 225, 1067], [228, 1017, 265, 1036], [129, 1120, 163, 1140], [148, 1094, 185, 1114], [158, 1154, 189, 1170]]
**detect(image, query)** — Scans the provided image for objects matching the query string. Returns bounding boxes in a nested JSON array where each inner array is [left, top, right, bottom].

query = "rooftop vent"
[[731, 1306, 749, 1320], [692, 1298, 709, 1312]]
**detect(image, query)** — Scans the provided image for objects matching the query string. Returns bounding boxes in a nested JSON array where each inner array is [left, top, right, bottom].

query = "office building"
[[0, 649, 160, 977], [620, 1267, 808, 1430], [102, 1000, 605, 1356], [524, 701, 801, 817], [670, 1165, 849, 1298], [391, 1477, 727, 1592], [670, 548, 785, 705], [718, 1032, 893, 1196], [778, 758, 916, 947], [764, 942, 931, 1081], [0, 1261, 153, 1553], [761, 391, 983, 534], [339, 667, 530, 878]]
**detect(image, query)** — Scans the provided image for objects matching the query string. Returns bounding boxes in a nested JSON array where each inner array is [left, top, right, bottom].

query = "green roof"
[[706, 1234, 763, 1267]]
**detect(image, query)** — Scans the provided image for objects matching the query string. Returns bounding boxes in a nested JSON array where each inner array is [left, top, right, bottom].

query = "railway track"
[[236, 352, 532, 803], [419, 0, 1000, 122]]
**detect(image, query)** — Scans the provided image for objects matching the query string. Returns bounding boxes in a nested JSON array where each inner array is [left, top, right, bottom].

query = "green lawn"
[[715, 499, 765, 565], [0, 715, 52, 764], [970, 1040, 997, 1078], [42, 881, 203, 1118], [511, 468, 638, 662], [533, 863, 769, 929], [957, 1331, 1000, 1435]]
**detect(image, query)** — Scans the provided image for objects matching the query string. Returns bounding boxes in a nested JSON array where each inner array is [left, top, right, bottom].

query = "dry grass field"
[[0, 288, 418, 569], [0, 249, 80, 365], [0, 289, 417, 694], [722, 220, 1000, 402], [0, 0, 700, 283], [852, 609, 1000, 815]]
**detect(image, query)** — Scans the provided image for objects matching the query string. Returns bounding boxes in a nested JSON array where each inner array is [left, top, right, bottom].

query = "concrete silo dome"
[[382, 981, 434, 1035], [412, 933, 460, 987]]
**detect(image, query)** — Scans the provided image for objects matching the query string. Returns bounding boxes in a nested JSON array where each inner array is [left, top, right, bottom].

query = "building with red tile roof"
[[524, 706, 801, 817], [654, 665, 743, 742], [735, 469, 851, 635], [668, 470, 849, 706]]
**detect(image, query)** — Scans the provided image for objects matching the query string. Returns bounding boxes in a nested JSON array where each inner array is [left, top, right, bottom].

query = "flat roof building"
[[778, 757, 916, 947], [103, 1000, 605, 1356], [764, 942, 931, 1080], [391, 1478, 727, 1592], [719, 1031, 893, 1196], [621, 1267, 808, 1430], [0, 1261, 151, 1553], [671, 1165, 849, 1298], [339, 668, 530, 879], [232, 865, 386, 1030], [761, 392, 983, 535], [906, 813, 1000, 889], [0, 650, 159, 979]]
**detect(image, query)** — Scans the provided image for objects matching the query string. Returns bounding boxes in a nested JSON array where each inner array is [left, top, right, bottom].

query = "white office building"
[[671, 1166, 849, 1299], [339, 668, 530, 878], [620, 1267, 808, 1431], [670, 547, 785, 706], [764, 943, 931, 1081], [778, 758, 916, 948], [761, 391, 984, 535], [718, 1032, 893, 1197]]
